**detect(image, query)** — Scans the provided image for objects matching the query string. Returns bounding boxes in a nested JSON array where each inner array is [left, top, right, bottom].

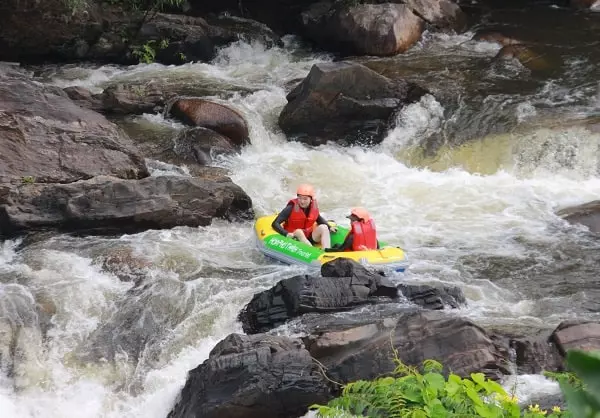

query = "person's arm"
[[271, 204, 293, 236], [338, 234, 353, 251], [316, 214, 336, 232], [326, 233, 353, 251], [316, 215, 328, 225]]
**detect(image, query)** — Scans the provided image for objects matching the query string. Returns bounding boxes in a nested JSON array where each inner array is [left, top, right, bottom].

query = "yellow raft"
[[254, 214, 409, 272]]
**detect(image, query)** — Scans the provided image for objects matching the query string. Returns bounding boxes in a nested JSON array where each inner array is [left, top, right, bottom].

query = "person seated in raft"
[[325, 207, 380, 252], [271, 183, 336, 249]]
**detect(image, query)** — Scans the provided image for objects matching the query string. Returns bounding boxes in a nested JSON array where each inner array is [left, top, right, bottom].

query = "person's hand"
[[330, 226, 337, 233], [286, 233, 294, 239]]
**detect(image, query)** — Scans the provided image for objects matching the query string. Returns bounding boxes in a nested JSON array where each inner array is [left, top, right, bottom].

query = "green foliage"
[[311, 354, 570, 418], [543, 370, 584, 390], [21, 176, 35, 184], [100, 0, 185, 12], [131, 39, 168, 63], [559, 350, 600, 418]]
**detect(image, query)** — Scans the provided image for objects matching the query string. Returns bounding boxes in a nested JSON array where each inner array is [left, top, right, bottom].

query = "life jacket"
[[283, 198, 320, 236], [348, 219, 377, 251]]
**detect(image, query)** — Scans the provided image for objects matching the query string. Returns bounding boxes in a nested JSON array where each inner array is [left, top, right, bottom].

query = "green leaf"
[[561, 379, 600, 418], [425, 399, 448, 418], [566, 350, 600, 397], [424, 372, 446, 392], [475, 404, 496, 418], [471, 373, 486, 387], [465, 387, 484, 406], [445, 380, 460, 397], [484, 380, 508, 396]]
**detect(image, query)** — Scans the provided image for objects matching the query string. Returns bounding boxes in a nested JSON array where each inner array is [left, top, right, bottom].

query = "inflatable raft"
[[254, 214, 409, 272]]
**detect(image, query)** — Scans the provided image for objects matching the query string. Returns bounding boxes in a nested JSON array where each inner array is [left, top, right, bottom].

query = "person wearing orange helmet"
[[325, 207, 379, 252], [271, 183, 336, 249]]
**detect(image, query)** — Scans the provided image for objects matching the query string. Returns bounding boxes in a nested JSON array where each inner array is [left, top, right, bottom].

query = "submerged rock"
[[557, 200, 600, 233]]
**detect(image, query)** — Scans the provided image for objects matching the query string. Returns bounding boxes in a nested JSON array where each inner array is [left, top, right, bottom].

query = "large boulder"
[[402, 0, 467, 32], [0, 67, 148, 185], [302, 2, 425, 56], [167, 334, 331, 418], [304, 310, 511, 382], [170, 99, 250, 148], [278, 61, 427, 145], [0, 174, 253, 238], [550, 320, 600, 354], [238, 258, 399, 334]]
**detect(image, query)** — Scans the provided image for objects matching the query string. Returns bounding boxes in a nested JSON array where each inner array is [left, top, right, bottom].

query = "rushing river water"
[[1, 3, 600, 416]]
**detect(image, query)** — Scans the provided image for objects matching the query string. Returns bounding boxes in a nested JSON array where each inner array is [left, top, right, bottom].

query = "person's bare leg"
[[293, 229, 312, 246], [312, 224, 331, 249]]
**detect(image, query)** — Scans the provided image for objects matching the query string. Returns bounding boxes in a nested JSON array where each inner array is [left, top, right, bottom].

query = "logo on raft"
[[266, 236, 317, 260]]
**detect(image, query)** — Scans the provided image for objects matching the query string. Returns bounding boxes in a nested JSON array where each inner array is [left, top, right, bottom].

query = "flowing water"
[[2, 5, 600, 416]]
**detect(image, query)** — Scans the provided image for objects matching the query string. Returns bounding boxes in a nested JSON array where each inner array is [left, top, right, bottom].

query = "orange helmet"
[[296, 184, 315, 198], [348, 207, 370, 221]]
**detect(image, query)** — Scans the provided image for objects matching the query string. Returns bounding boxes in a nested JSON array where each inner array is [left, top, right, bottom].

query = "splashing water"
[[3, 29, 600, 416]]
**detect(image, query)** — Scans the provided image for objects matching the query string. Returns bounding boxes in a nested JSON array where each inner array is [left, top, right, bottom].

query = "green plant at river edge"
[[132, 38, 169, 63], [311, 348, 600, 417]]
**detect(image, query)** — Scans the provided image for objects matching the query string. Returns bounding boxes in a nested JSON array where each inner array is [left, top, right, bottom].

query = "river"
[[1, 4, 600, 416]]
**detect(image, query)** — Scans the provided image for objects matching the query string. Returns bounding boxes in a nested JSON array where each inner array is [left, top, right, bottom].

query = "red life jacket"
[[348, 219, 377, 251], [283, 198, 320, 236]]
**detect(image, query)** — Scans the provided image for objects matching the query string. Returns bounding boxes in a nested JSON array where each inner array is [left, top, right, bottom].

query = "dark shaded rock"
[[0, 67, 148, 185], [100, 83, 167, 115], [238, 260, 399, 334], [278, 61, 427, 146], [304, 310, 510, 383], [557, 200, 600, 233], [186, 0, 311, 35], [0, 0, 104, 63], [486, 326, 564, 375], [167, 333, 331, 418], [0, 175, 253, 238], [173, 127, 238, 166], [0, 1, 281, 65], [397, 283, 466, 310], [204, 14, 283, 48]]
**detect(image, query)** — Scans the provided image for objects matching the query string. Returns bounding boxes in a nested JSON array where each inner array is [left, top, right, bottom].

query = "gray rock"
[[167, 333, 331, 418]]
